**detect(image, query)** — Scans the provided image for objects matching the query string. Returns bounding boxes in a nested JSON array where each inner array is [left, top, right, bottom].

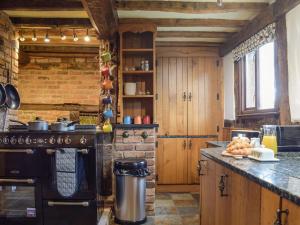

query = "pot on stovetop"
[[10, 117, 49, 131], [51, 118, 79, 132]]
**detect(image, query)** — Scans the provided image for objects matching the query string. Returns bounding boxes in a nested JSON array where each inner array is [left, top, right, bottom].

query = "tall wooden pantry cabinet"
[[156, 47, 223, 185]]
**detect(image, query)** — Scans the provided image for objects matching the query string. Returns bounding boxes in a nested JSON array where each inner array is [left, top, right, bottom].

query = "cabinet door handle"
[[189, 139, 192, 149], [183, 92, 187, 101], [188, 92, 192, 101], [183, 140, 187, 149], [273, 209, 289, 225], [199, 160, 207, 176], [218, 174, 229, 197]]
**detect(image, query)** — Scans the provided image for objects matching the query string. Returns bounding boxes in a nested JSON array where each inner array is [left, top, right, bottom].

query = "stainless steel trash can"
[[114, 158, 150, 225]]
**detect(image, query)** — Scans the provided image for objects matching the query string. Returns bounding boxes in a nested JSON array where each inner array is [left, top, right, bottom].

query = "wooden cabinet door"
[[156, 138, 188, 184], [215, 163, 231, 225], [187, 57, 221, 136], [187, 138, 216, 184], [200, 155, 216, 225], [260, 188, 280, 225], [156, 57, 188, 136], [229, 171, 261, 225], [282, 199, 300, 225]]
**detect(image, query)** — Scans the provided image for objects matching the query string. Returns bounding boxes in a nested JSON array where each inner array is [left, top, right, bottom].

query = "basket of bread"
[[222, 137, 253, 158]]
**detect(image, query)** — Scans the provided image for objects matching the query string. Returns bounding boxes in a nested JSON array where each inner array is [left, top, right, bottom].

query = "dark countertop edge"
[[201, 148, 300, 206], [158, 135, 218, 138], [113, 124, 159, 129]]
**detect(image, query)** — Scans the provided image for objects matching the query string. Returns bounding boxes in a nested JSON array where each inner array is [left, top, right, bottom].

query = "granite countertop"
[[206, 141, 230, 148], [201, 146, 300, 206]]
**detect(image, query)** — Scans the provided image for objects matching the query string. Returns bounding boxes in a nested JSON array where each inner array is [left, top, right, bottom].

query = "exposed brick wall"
[[0, 12, 19, 130], [114, 127, 156, 216], [18, 56, 100, 122]]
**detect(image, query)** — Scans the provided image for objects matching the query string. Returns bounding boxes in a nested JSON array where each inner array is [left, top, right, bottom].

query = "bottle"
[[144, 60, 149, 71], [140, 60, 145, 71]]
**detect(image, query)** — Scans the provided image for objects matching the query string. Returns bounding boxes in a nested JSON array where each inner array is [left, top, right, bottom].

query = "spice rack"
[[118, 24, 156, 124]]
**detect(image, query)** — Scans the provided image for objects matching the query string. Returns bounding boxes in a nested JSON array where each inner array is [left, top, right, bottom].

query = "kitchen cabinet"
[[199, 157, 261, 225], [199, 155, 216, 225], [157, 138, 214, 185], [156, 49, 222, 136], [156, 138, 188, 184], [282, 199, 300, 225], [260, 188, 280, 225]]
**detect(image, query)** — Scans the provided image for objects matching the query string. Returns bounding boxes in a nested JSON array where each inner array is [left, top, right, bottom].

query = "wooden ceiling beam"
[[11, 18, 92, 28], [156, 41, 221, 47], [157, 31, 233, 39], [120, 18, 248, 27], [220, 0, 300, 56], [81, 0, 118, 39], [0, 0, 83, 11], [116, 1, 268, 14]]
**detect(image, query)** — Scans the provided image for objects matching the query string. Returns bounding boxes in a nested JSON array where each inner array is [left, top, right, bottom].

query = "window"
[[241, 42, 276, 113]]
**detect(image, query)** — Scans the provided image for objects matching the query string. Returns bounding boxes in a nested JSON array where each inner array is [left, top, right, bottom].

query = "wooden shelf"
[[123, 70, 153, 74], [123, 95, 154, 98], [122, 48, 153, 52]]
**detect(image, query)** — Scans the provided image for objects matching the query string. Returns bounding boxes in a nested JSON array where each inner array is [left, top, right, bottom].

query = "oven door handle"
[[0, 149, 34, 154], [46, 149, 89, 155], [0, 179, 35, 184], [47, 201, 90, 207]]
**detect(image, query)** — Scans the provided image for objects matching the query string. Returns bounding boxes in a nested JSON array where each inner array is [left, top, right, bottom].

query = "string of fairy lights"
[[18, 28, 91, 43]]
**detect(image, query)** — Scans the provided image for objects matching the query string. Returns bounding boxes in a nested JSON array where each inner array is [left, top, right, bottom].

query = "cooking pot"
[[10, 117, 48, 131], [51, 118, 79, 132]]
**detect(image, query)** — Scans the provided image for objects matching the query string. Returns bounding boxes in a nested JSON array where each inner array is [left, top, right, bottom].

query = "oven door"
[[0, 178, 42, 225], [0, 149, 41, 178], [42, 148, 96, 200], [43, 200, 97, 225]]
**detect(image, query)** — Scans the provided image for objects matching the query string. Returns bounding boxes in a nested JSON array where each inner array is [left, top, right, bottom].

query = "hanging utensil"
[[0, 83, 6, 107]]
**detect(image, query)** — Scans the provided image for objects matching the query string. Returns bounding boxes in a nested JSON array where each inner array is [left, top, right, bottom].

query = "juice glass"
[[262, 125, 278, 154]]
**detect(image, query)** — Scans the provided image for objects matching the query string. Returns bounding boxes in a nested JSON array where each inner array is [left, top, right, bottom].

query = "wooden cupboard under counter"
[[199, 154, 300, 225]]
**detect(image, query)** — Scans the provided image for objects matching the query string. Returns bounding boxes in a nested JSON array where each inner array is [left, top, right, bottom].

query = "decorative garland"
[[232, 23, 276, 62]]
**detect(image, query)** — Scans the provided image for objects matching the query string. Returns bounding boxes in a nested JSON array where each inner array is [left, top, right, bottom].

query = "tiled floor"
[[149, 193, 199, 225], [113, 193, 199, 225]]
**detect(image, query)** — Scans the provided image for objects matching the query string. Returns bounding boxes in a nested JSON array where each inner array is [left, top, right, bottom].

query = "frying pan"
[[5, 83, 20, 109], [0, 83, 6, 106]]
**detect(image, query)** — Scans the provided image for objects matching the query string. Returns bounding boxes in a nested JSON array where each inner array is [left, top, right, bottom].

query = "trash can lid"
[[114, 158, 147, 170]]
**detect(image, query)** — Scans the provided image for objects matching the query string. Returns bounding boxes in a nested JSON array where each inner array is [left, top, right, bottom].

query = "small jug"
[[103, 109, 113, 119], [123, 116, 132, 124], [101, 66, 110, 78], [143, 115, 151, 124], [102, 79, 113, 90], [103, 121, 112, 133], [102, 96, 112, 105], [101, 52, 111, 63], [134, 115, 142, 124]]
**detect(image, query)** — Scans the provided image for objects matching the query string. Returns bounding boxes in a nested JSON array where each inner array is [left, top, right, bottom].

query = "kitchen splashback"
[[277, 126, 300, 152]]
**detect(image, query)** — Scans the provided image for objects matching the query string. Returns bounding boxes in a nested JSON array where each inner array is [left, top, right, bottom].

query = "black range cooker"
[[0, 124, 111, 225]]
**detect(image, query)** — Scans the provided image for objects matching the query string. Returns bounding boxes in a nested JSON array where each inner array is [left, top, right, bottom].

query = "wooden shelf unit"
[[118, 24, 157, 124]]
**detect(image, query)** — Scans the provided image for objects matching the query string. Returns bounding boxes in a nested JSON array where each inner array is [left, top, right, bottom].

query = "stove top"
[[0, 124, 101, 149]]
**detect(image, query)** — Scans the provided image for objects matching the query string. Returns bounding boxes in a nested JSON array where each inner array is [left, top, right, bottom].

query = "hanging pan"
[[4, 68, 20, 110], [0, 83, 6, 107]]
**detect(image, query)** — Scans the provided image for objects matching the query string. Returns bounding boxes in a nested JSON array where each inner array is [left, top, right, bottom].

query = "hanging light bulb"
[[32, 30, 37, 41], [217, 0, 223, 7], [84, 29, 90, 42], [44, 30, 50, 43], [73, 29, 78, 42], [19, 31, 25, 42], [60, 29, 66, 40]]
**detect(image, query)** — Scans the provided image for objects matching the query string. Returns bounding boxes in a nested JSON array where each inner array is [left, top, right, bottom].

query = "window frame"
[[239, 43, 278, 116]]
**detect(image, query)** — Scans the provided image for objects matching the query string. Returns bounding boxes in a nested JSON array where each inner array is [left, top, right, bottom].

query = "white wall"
[[223, 52, 236, 120], [286, 4, 300, 122]]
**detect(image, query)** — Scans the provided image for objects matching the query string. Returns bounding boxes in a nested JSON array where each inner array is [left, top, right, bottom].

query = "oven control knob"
[[80, 136, 87, 145], [64, 136, 72, 144], [3, 136, 9, 144], [25, 137, 32, 144], [49, 136, 56, 144], [57, 136, 63, 145], [18, 136, 25, 144], [10, 136, 17, 145]]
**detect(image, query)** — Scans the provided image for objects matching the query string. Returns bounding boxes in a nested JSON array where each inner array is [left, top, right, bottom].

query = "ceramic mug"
[[134, 115, 142, 124], [103, 121, 112, 133], [123, 116, 132, 124], [102, 79, 113, 90], [102, 96, 112, 105], [101, 52, 111, 63], [143, 115, 151, 124], [103, 109, 113, 118], [101, 66, 110, 78]]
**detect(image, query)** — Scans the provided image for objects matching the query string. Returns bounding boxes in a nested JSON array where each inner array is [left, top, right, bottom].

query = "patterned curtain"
[[232, 23, 276, 62]]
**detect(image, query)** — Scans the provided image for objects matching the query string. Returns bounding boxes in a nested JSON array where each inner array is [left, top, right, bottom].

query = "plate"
[[248, 155, 280, 162]]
